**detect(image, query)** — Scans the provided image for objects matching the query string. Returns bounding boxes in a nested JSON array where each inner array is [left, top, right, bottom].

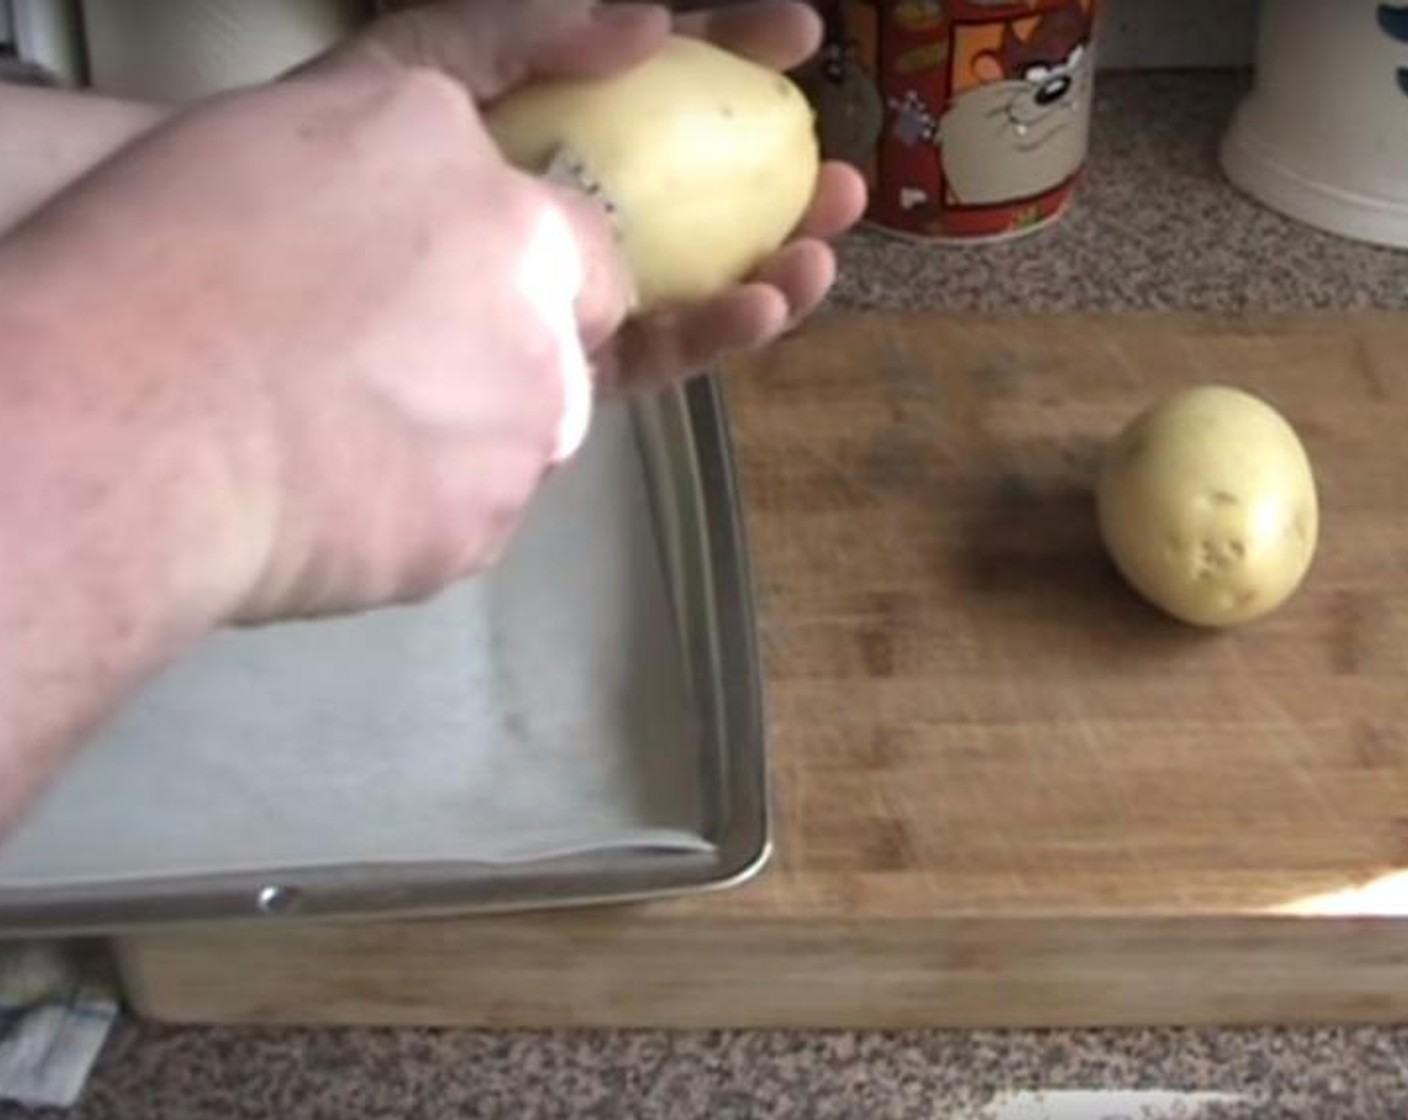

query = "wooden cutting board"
[[115, 311, 1408, 1028]]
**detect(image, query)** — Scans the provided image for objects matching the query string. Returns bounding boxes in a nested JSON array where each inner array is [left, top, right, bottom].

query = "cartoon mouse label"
[[805, 0, 1098, 241]]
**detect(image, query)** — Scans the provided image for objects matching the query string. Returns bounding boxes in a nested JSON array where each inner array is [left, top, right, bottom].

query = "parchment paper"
[[0, 400, 711, 889]]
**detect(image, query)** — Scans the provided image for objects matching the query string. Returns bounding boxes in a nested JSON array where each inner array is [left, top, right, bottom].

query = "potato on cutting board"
[[1097, 384, 1319, 628], [485, 34, 820, 312]]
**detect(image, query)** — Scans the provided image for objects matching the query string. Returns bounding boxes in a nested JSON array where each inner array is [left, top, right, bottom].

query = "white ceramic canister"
[[1220, 0, 1408, 249]]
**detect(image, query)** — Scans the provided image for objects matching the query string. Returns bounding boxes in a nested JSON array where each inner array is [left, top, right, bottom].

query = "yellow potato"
[[484, 35, 820, 312], [1096, 384, 1319, 628]]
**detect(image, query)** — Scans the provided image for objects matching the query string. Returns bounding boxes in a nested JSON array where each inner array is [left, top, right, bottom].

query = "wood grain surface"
[[116, 312, 1408, 1027]]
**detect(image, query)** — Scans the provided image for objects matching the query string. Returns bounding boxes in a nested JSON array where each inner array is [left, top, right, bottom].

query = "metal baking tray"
[[0, 376, 770, 935]]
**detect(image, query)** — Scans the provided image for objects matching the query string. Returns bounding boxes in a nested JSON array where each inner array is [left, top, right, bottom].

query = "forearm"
[[0, 239, 253, 832], [0, 84, 167, 232]]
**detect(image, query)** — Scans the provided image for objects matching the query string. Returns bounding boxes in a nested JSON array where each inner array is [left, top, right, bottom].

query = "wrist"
[[0, 86, 169, 232], [0, 252, 273, 657], [0, 279, 233, 822]]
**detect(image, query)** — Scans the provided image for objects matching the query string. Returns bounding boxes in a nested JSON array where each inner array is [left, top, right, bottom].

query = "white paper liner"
[[0, 400, 711, 889]]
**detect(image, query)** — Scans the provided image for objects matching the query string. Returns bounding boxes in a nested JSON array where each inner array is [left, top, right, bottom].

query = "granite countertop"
[[8, 71, 1408, 1120], [829, 71, 1407, 316]]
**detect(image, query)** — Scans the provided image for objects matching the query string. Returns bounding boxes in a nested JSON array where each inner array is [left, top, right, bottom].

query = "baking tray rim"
[[0, 373, 771, 936]]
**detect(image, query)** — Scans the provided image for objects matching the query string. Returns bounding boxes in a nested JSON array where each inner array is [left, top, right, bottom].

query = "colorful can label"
[[803, 0, 1098, 241]]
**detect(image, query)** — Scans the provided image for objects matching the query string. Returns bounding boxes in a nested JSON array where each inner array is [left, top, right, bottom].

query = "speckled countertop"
[[9, 71, 1408, 1120], [828, 71, 1407, 316]]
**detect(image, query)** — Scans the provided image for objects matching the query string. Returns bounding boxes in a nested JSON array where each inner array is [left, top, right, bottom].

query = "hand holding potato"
[[345, 0, 867, 393], [0, 0, 865, 833]]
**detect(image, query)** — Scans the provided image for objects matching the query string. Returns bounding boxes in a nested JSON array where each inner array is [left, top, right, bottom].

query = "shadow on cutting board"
[[950, 432, 1216, 664]]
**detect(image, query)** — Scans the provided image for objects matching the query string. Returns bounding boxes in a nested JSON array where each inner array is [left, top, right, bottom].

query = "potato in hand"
[[485, 34, 821, 313]]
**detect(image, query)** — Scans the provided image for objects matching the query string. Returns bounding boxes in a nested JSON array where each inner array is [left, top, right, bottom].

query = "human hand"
[[3, 2, 863, 634], [598, 2, 867, 393], [344, 0, 869, 394], [0, 2, 860, 828], [4, 31, 639, 630]]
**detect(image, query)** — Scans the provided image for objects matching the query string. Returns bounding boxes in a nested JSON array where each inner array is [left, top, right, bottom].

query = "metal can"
[[801, 0, 1099, 242]]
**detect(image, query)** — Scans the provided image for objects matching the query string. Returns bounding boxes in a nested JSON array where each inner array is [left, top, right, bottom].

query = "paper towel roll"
[[81, 0, 369, 102]]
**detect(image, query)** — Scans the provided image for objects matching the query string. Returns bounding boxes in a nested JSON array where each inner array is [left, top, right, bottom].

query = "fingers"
[[752, 238, 836, 324], [345, 0, 857, 408], [799, 161, 869, 239], [523, 3, 671, 88], [426, 432, 547, 581], [674, 1, 823, 72], [598, 230, 841, 396], [510, 188, 608, 464], [544, 181, 636, 352], [601, 283, 788, 395], [372, 0, 820, 97], [347, 1, 670, 102]]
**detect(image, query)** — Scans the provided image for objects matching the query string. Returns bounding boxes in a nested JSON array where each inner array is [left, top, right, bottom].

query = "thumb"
[[543, 180, 636, 353], [516, 179, 634, 463]]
